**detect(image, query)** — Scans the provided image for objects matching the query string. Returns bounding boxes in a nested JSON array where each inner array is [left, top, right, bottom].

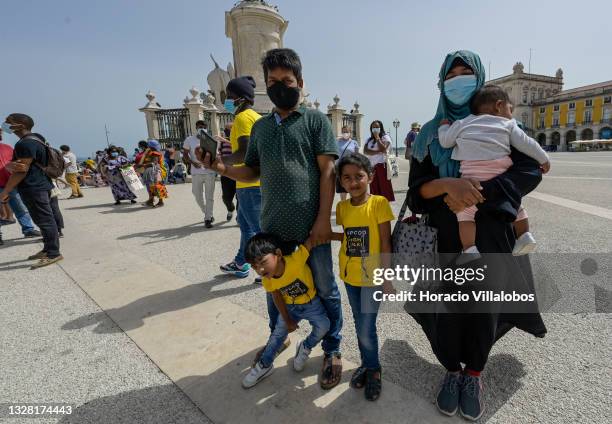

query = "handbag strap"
[[398, 191, 418, 221]]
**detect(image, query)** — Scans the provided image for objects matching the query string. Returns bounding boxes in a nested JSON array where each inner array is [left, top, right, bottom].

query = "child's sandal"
[[364, 368, 382, 401], [350, 366, 367, 389]]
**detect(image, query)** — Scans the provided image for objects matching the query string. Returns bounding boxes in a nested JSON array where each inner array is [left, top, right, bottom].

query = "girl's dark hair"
[[368, 120, 386, 139], [138, 140, 148, 149], [336, 152, 373, 177], [470, 85, 511, 114], [59, 145, 70, 152], [261, 48, 302, 82], [245, 232, 284, 263]]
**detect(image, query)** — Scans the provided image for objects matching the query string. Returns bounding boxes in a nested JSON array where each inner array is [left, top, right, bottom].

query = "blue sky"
[[2, 0, 611, 156]]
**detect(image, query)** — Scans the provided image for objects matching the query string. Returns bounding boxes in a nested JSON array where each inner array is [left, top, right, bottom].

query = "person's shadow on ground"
[[61, 275, 257, 334], [59, 347, 431, 424], [380, 339, 527, 422], [116, 221, 239, 244]]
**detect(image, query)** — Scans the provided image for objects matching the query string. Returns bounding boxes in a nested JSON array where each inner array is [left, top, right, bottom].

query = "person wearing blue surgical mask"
[[408, 51, 546, 421]]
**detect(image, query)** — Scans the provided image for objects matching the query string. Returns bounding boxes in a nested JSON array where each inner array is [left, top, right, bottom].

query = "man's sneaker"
[[293, 340, 312, 372], [242, 361, 274, 389], [226, 211, 233, 221], [513, 231, 537, 256], [253, 277, 262, 285], [0, 219, 16, 225], [23, 230, 41, 238], [204, 219, 213, 229], [27, 250, 47, 260], [220, 261, 250, 278], [459, 374, 484, 421], [31, 255, 63, 269], [436, 371, 462, 416], [58, 231, 64, 238]]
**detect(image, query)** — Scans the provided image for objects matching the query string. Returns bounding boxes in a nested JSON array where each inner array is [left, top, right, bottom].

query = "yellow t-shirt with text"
[[262, 245, 317, 305], [230, 108, 261, 189], [336, 195, 395, 286]]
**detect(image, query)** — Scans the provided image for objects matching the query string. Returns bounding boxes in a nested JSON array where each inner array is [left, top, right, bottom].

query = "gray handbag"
[[392, 194, 438, 270]]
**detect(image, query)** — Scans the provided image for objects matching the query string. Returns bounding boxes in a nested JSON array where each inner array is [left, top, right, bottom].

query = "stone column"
[[351, 101, 364, 145], [226, 1, 288, 113], [327, 95, 345, 138], [184, 87, 205, 135], [139, 91, 161, 139]]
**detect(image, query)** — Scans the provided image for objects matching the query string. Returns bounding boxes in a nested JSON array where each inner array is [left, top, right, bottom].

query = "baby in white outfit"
[[439, 85, 551, 259]]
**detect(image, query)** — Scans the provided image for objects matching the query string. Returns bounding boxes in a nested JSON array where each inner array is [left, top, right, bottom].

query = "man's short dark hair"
[[261, 48, 302, 82], [59, 145, 70, 152], [470, 85, 511, 114], [336, 152, 373, 177], [245, 233, 284, 264], [7, 113, 34, 130], [195, 120, 207, 128]]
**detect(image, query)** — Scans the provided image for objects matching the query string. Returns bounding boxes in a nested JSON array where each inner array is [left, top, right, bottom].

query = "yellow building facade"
[[533, 81, 612, 148], [490, 62, 612, 150]]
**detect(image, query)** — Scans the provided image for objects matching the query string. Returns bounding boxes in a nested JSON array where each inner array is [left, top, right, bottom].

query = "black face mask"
[[266, 82, 300, 110]]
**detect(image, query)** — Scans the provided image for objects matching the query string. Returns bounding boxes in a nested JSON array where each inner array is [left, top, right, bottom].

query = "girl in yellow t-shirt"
[[332, 152, 395, 401]]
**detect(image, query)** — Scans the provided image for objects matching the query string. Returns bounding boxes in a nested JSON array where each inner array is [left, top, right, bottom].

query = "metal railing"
[[155, 109, 191, 148], [218, 111, 234, 130]]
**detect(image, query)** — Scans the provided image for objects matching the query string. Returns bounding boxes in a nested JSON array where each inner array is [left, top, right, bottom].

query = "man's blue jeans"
[[267, 243, 343, 354], [0, 187, 35, 234], [260, 296, 330, 368], [233, 187, 261, 266], [345, 284, 381, 369]]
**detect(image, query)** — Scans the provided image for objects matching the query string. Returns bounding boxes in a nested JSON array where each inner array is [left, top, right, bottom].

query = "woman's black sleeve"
[[478, 149, 543, 221], [407, 154, 442, 214]]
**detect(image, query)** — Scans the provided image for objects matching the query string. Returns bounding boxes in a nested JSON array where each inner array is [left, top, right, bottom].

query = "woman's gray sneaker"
[[460, 374, 485, 421], [436, 372, 462, 416]]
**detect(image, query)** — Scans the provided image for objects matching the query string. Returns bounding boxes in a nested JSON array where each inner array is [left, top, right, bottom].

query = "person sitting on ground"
[[438, 84, 550, 261], [242, 233, 330, 389]]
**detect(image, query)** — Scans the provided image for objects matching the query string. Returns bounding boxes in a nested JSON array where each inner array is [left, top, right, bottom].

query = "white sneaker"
[[293, 340, 312, 372], [242, 361, 274, 389], [457, 246, 481, 266], [513, 232, 537, 256]]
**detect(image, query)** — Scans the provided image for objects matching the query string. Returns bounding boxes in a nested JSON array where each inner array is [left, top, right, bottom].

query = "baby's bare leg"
[[513, 218, 530, 238], [459, 221, 477, 251]]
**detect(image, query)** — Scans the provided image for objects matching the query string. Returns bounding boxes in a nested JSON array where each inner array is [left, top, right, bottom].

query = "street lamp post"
[[392, 119, 400, 157]]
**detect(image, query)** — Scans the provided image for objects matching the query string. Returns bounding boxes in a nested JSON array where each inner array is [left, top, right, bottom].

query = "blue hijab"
[[412, 50, 485, 177]]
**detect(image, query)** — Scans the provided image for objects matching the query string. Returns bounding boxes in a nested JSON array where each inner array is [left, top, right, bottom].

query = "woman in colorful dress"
[[139, 139, 168, 207], [103, 146, 137, 205]]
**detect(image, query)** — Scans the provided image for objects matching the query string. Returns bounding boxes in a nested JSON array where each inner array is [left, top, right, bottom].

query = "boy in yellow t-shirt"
[[241, 233, 330, 388], [332, 152, 395, 402]]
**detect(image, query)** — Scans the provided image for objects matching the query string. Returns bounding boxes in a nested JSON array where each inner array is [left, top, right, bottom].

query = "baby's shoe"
[[513, 232, 536, 256]]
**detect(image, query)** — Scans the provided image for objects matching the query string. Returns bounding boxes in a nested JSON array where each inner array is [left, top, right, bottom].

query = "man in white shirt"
[[60, 145, 83, 198], [183, 121, 217, 228]]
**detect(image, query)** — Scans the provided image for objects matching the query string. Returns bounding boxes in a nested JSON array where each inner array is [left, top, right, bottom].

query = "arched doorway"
[[600, 127, 612, 140], [581, 128, 594, 140], [537, 133, 546, 146], [551, 132, 561, 145], [566, 130, 576, 143]]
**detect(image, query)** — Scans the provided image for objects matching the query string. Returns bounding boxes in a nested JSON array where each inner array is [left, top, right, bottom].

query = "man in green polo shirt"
[[199, 48, 343, 389]]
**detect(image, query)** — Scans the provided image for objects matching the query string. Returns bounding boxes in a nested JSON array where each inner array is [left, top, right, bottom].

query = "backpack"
[[26, 135, 67, 179]]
